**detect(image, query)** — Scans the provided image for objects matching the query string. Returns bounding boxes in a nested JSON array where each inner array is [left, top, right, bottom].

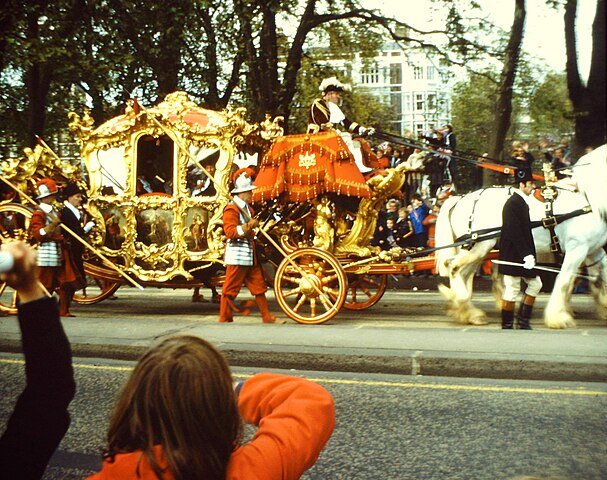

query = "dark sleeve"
[[518, 200, 535, 257], [524, 151, 535, 164], [0, 297, 76, 480], [60, 207, 76, 233], [308, 99, 330, 128], [503, 197, 535, 259], [342, 117, 363, 135]]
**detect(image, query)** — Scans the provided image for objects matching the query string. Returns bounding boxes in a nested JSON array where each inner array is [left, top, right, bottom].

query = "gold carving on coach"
[[298, 152, 317, 168]]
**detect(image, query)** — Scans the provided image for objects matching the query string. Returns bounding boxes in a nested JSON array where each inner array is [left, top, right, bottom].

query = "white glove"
[[523, 255, 535, 270], [365, 127, 376, 136], [84, 221, 96, 233]]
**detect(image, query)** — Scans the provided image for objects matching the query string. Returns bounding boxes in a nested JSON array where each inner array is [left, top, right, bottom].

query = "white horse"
[[435, 145, 607, 328]]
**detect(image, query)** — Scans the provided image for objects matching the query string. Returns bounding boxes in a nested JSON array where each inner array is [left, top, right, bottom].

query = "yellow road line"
[[2, 357, 606, 396]]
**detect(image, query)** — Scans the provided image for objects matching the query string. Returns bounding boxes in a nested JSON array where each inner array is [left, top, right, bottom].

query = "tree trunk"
[[24, 12, 52, 148], [25, 63, 52, 147], [485, 0, 526, 185], [565, 0, 606, 158]]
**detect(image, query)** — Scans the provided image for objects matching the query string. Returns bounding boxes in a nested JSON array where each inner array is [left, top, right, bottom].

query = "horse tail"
[[573, 144, 607, 221], [435, 195, 460, 277]]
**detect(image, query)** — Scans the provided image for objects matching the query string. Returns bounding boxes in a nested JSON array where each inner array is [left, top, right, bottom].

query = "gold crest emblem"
[[298, 151, 317, 168]]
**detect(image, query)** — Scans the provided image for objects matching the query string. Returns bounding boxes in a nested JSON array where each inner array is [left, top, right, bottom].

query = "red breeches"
[[221, 264, 268, 299]]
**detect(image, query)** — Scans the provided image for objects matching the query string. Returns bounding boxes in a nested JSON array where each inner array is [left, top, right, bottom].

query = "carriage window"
[[94, 147, 127, 196], [136, 135, 174, 195], [187, 147, 220, 198]]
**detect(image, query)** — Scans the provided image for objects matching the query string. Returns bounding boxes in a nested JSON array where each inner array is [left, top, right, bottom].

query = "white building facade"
[[354, 42, 453, 136]]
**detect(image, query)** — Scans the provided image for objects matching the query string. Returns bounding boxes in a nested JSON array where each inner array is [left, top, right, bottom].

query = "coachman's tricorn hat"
[[319, 76, 351, 94]]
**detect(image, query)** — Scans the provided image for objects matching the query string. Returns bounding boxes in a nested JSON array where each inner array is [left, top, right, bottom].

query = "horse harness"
[[451, 186, 592, 248], [463, 187, 511, 250], [540, 183, 562, 256], [539, 162, 564, 256]]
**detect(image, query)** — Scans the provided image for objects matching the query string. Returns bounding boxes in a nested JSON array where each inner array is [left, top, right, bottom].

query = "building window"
[[390, 86, 402, 115], [403, 94, 411, 112], [416, 123, 424, 136], [426, 66, 435, 80], [415, 93, 424, 111], [361, 65, 380, 84], [390, 63, 402, 85], [427, 94, 436, 110], [413, 66, 423, 80]]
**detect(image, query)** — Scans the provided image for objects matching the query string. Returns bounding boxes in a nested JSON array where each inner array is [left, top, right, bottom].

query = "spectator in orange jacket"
[[86, 335, 335, 480]]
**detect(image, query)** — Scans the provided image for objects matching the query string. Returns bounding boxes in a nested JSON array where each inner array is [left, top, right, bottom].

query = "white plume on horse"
[[435, 145, 607, 329]]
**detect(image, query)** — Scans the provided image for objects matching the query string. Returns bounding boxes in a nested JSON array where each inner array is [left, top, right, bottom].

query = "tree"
[[450, 71, 498, 191], [564, 0, 606, 156], [488, 0, 526, 163], [527, 72, 574, 141], [451, 72, 497, 156]]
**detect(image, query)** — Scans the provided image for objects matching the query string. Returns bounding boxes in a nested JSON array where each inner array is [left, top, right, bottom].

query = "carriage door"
[[133, 134, 177, 273]]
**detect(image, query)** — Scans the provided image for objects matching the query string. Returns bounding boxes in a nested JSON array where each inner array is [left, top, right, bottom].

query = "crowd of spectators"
[[367, 126, 457, 254], [368, 134, 578, 260]]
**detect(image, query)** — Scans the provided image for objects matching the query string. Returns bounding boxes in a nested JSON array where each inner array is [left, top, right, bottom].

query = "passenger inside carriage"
[[187, 150, 220, 197], [135, 135, 174, 195]]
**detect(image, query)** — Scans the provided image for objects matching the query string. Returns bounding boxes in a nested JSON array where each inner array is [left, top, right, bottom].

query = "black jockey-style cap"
[[62, 182, 83, 199], [514, 166, 534, 184]]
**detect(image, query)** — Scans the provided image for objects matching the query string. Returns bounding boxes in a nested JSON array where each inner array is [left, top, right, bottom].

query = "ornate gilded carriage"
[[68, 92, 263, 284], [1, 91, 436, 322]]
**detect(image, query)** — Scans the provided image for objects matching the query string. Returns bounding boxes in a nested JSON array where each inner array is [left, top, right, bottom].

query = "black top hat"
[[63, 182, 83, 198], [514, 167, 533, 184]]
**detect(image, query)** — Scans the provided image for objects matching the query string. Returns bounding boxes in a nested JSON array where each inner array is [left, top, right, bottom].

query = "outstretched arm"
[[0, 242, 76, 480], [229, 373, 335, 480]]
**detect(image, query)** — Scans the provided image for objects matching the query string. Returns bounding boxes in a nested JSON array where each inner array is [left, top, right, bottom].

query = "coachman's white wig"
[[319, 77, 351, 94]]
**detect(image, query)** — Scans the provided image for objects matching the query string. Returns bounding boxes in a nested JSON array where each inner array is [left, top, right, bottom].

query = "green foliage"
[[450, 71, 498, 192], [451, 71, 498, 156], [527, 72, 574, 140]]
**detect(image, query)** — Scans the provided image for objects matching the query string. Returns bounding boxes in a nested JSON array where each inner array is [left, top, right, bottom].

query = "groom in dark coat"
[[59, 183, 95, 316], [498, 167, 542, 329]]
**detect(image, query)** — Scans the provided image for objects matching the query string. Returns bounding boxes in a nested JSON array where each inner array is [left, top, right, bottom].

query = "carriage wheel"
[[0, 203, 34, 315], [72, 275, 121, 304], [343, 274, 388, 311], [73, 261, 121, 304], [274, 248, 347, 325]]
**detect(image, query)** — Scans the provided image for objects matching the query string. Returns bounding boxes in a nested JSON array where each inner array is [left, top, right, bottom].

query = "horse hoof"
[[544, 312, 577, 329], [469, 315, 488, 326]]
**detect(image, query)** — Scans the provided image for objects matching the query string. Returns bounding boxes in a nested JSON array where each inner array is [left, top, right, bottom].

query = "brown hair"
[[103, 335, 241, 480]]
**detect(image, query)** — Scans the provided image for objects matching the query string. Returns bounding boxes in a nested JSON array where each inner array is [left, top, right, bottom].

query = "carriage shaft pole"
[[491, 259, 596, 281], [0, 175, 145, 291]]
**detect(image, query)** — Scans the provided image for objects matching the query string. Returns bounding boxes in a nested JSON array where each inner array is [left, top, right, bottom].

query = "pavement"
[[1, 281, 606, 382]]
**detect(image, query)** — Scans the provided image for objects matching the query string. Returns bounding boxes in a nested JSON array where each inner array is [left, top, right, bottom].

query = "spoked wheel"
[[274, 248, 347, 325], [73, 261, 121, 304], [343, 274, 388, 310], [72, 276, 121, 304], [0, 203, 34, 315]]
